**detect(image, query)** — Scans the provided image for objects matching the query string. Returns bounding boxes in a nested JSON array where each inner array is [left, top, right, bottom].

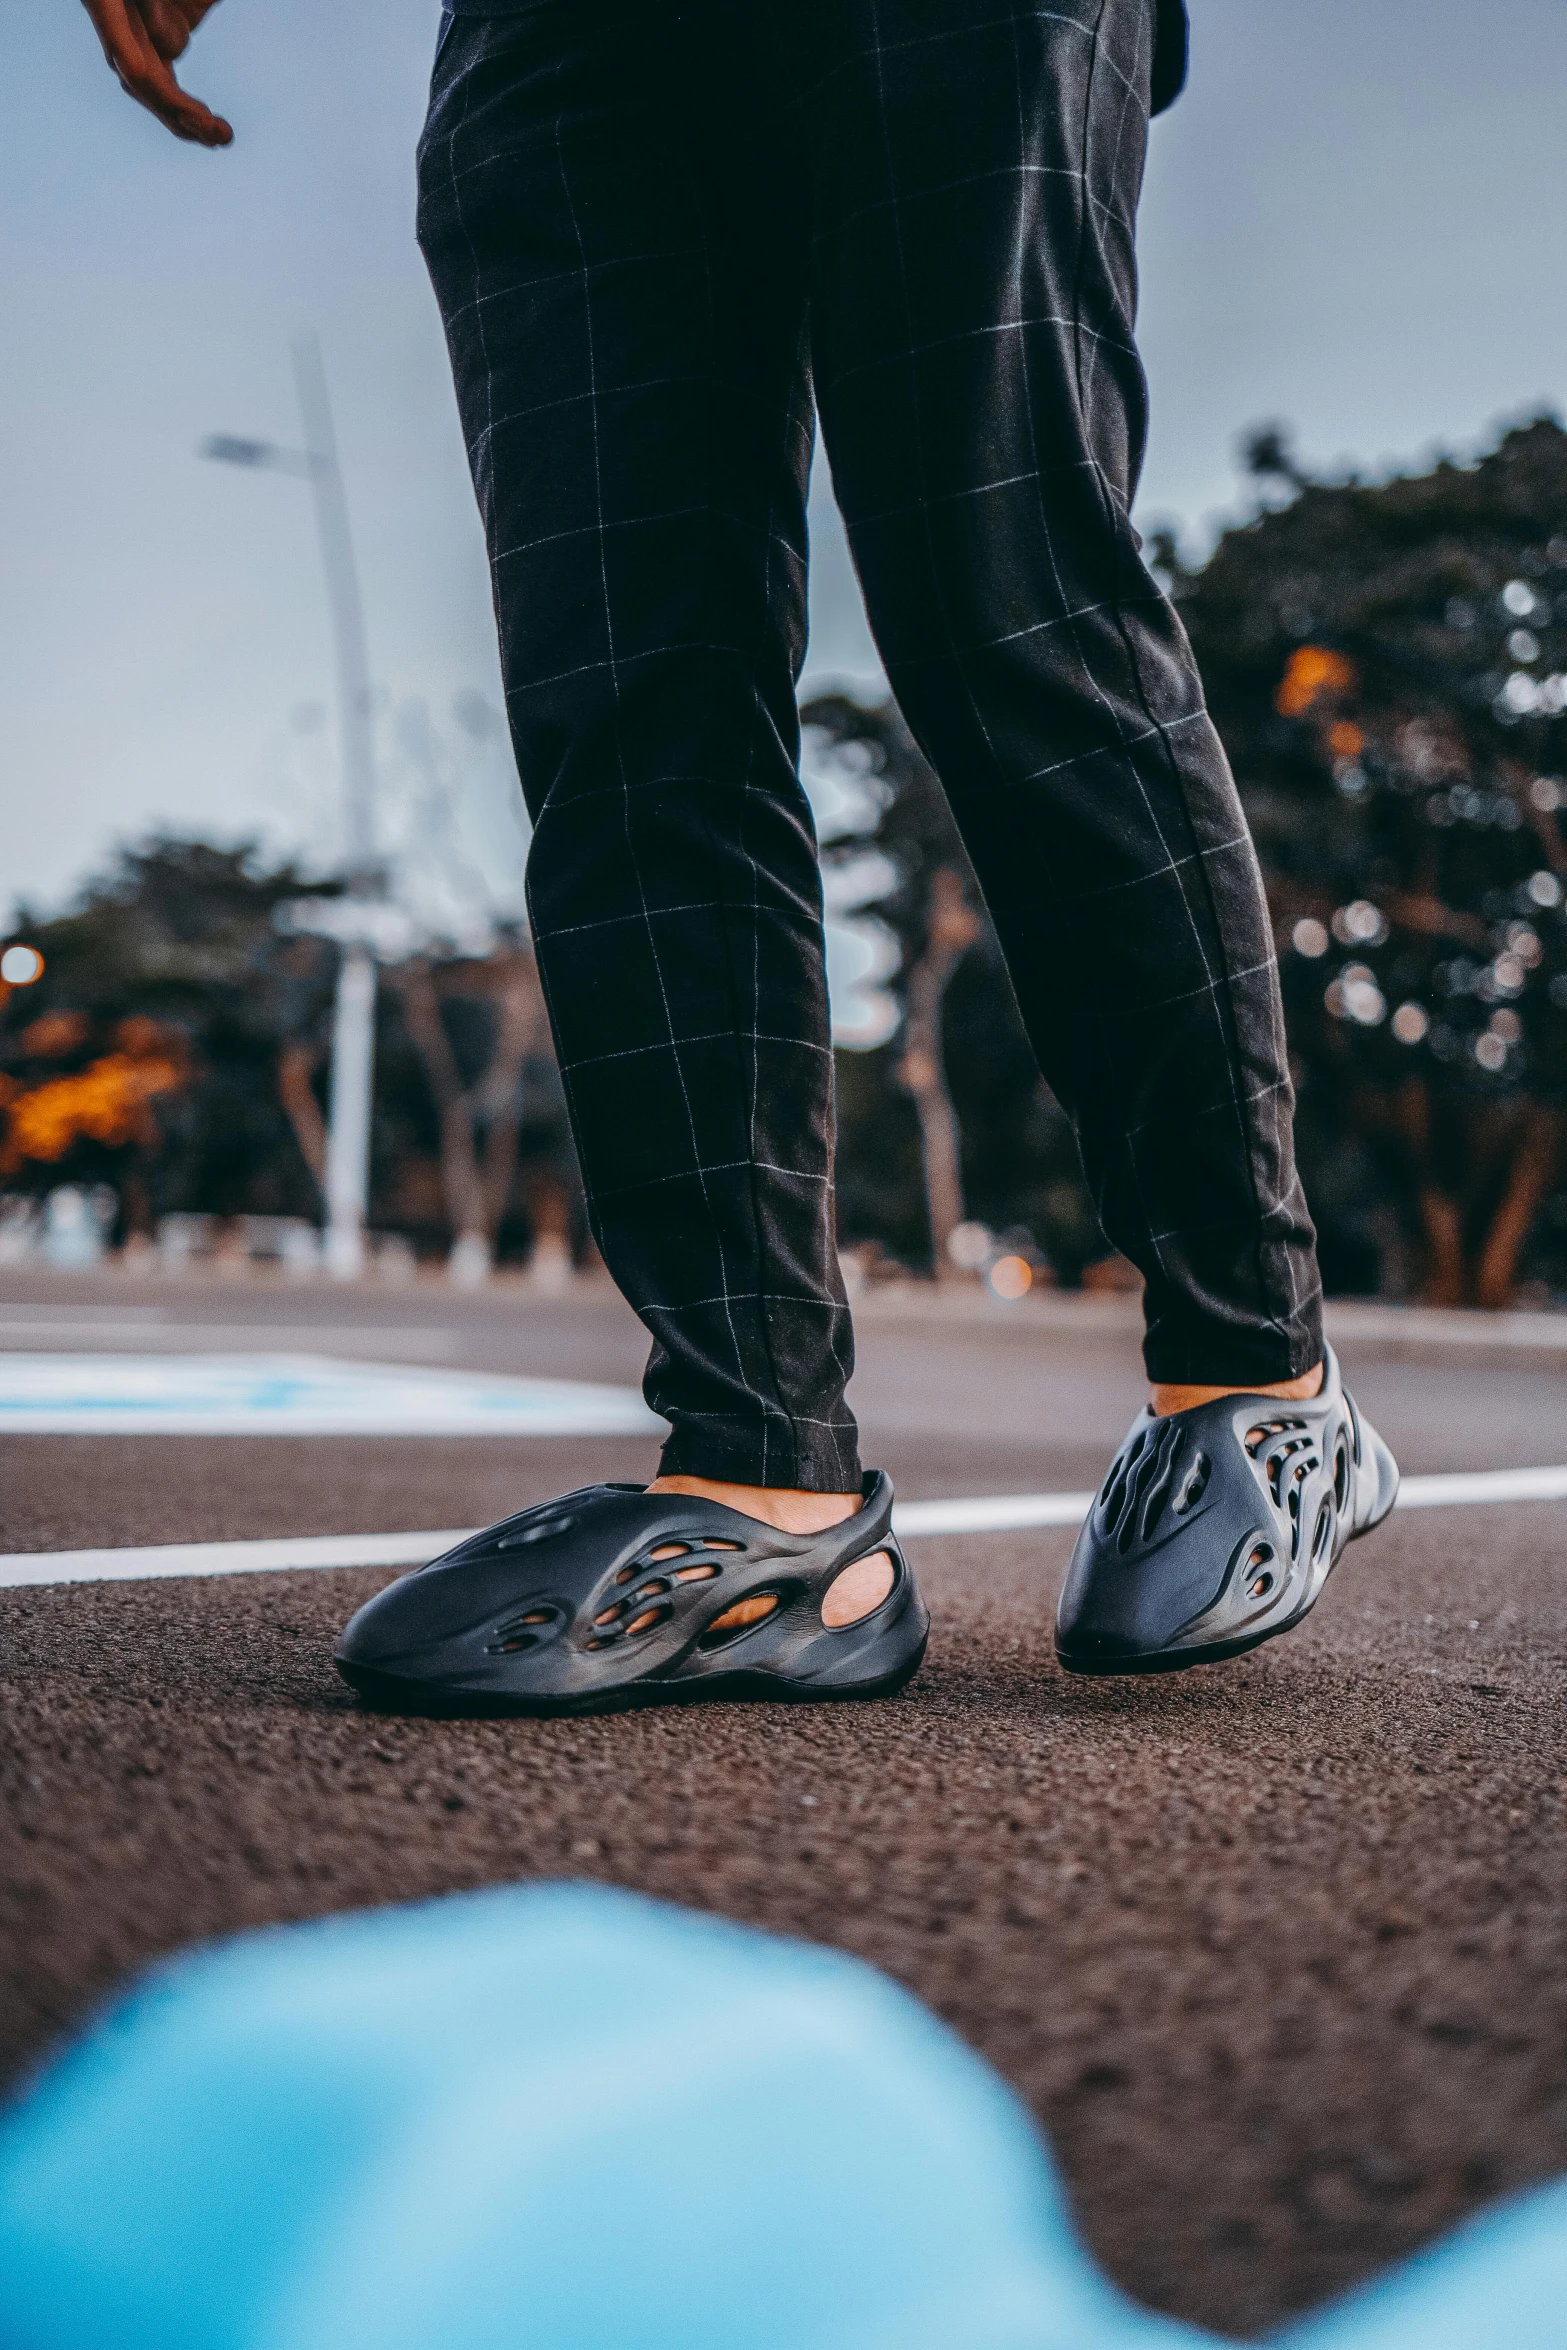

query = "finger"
[[139, 0, 195, 59], [141, 0, 224, 60], [83, 0, 232, 143]]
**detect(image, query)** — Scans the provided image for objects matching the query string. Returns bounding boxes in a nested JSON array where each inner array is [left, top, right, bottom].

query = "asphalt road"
[[2, 1269, 1566, 2336]]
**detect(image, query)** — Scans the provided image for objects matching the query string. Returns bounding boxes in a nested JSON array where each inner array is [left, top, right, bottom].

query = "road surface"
[[1, 1267, 1564, 2335]]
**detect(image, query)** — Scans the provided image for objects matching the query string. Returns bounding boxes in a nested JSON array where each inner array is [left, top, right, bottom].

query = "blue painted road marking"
[[0, 1353, 663, 1437]]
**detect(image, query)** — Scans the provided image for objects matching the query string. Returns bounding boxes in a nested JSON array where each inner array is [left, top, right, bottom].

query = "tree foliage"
[[0, 839, 576, 1261], [1176, 414, 1567, 1301], [0, 840, 340, 1233], [805, 692, 1104, 1278]]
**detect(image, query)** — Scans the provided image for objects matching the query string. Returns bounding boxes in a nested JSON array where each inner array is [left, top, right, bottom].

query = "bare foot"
[[1150, 1360, 1325, 1418], [647, 1474, 861, 1535], [646, 1475, 893, 1626]]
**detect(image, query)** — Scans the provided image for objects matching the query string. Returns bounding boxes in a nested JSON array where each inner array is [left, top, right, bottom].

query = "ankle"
[[646, 1474, 863, 1537], [1149, 1360, 1325, 1418]]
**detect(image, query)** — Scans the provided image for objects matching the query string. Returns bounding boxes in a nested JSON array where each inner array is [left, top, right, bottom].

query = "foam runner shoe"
[[1055, 1346, 1398, 1675], [335, 1470, 927, 1715]]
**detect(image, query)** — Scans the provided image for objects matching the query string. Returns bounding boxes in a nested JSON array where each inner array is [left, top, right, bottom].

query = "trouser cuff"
[[657, 1414, 863, 1494], [1141, 1292, 1326, 1389]]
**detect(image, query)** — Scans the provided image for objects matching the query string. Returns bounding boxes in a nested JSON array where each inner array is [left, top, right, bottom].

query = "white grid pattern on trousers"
[[417, 0, 1323, 1487]]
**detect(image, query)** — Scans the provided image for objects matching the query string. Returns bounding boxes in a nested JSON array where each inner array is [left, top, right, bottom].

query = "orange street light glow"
[[988, 1254, 1033, 1301]]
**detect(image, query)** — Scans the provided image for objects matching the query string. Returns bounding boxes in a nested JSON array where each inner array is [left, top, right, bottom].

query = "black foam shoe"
[[1055, 1346, 1398, 1675], [335, 1470, 927, 1716]]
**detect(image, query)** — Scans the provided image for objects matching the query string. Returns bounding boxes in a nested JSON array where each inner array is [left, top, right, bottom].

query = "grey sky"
[[4, 0, 1566, 921]]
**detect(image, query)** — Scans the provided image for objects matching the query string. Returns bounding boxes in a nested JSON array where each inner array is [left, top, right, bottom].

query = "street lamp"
[[201, 333, 379, 1280]]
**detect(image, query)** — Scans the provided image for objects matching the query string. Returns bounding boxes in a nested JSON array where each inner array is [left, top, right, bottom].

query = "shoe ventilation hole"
[[594, 1577, 673, 1630], [1333, 1441, 1350, 1511], [1242, 1541, 1276, 1600], [496, 1514, 576, 1551], [616, 1536, 746, 1586], [1245, 1416, 1306, 1459], [1100, 1421, 1187, 1552], [624, 1602, 673, 1638], [698, 1592, 779, 1649], [589, 1550, 733, 1644], [1246, 1419, 1323, 1561], [1312, 1498, 1334, 1563], [487, 1606, 560, 1656], [1176, 1452, 1210, 1513], [821, 1550, 896, 1629]]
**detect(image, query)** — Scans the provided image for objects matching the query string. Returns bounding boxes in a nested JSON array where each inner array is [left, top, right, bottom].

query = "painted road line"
[[895, 1492, 1094, 1534], [0, 1325, 460, 1356], [0, 1353, 661, 1438], [1, 1465, 1564, 1589], [896, 1465, 1567, 1530], [1391, 1464, 1567, 1508], [0, 1531, 476, 1590]]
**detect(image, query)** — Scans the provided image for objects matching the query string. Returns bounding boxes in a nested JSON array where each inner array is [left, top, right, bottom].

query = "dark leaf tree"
[[1176, 415, 1567, 1304], [0, 839, 342, 1239], [803, 691, 1104, 1280], [0, 838, 580, 1268]]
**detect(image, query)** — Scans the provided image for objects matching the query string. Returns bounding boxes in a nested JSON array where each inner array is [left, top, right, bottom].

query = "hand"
[[80, 0, 233, 146]]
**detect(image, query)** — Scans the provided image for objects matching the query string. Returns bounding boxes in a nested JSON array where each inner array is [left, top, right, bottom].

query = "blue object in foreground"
[[0, 1885, 1561, 2350]]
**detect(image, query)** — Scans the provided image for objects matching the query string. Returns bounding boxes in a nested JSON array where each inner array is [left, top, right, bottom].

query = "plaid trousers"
[[418, 0, 1324, 1490]]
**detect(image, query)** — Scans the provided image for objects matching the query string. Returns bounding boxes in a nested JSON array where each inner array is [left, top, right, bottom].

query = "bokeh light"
[[987, 1255, 1033, 1301], [0, 945, 44, 986], [1332, 899, 1387, 946], [1329, 965, 1387, 1026], [946, 1220, 994, 1272]]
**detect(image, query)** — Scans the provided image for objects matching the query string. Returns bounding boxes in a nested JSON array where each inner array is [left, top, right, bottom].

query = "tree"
[[0, 839, 341, 1235], [1177, 415, 1567, 1303], [804, 692, 1103, 1279], [392, 939, 573, 1283], [0, 836, 581, 1272]]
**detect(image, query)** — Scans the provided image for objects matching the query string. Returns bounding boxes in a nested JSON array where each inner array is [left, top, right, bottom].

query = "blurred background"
[[6, 0, 1567, 1305]]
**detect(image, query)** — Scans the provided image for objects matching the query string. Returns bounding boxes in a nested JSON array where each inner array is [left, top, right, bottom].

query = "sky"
[[5, 0, 1567, 933]]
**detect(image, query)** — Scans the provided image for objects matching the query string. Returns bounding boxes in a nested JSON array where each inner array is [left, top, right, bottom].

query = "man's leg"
[[336, 1, 928, 1720], [417, 0, 862, 1517], [779, 0, 1397, 1673], [795, 0, 1322, 1392]]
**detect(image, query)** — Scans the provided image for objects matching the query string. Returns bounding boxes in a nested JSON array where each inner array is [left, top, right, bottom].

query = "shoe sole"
[[1055, 1431, 1400, 1679], [338, 1627, 929, 1720]]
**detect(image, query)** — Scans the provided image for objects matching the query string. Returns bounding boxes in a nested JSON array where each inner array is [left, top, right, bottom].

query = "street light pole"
[[290, 333, 377, 890], [201, 336, 379, 1280], [321, 939, 376, 1280]]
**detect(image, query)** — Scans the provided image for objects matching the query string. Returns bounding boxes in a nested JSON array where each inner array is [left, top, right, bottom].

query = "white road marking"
[[0, 1325, 460, 1356], [1393, 1465, 1567, 1508], [0, 1531, 476, 1590], [0, 1466, 1563, 1590], [895, 1492, 1093, 1534], [0, 1353, 660, 1437]]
